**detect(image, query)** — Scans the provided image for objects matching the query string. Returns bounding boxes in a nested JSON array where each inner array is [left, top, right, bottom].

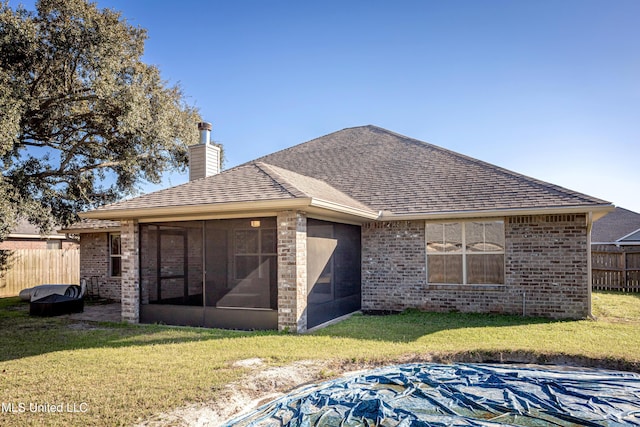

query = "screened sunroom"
[[138, 216, 361, 330]]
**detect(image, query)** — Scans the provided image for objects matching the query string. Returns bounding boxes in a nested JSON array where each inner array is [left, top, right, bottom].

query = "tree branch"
[[29, 151, 157, 180]]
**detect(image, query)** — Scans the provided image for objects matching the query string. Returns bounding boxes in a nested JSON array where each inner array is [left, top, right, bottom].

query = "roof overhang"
[[80, 197, 380, 224], [59, 225, 121, 234], [379, 204, 615, 222], [80, 199, 614, 227]]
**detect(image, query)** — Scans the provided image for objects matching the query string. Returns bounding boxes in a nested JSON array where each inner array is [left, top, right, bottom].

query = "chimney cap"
[[198, 122, 212, 131]]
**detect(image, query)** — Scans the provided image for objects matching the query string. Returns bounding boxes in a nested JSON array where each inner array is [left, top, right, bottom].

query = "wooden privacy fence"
[[0, 249, 80, 297], [592, 250, 640, 292]]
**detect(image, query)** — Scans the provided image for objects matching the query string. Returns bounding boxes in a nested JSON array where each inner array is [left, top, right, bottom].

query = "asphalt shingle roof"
[[59, 218, 121, 233], [257, 163, 373, 212], [94, 163, 295, 211], [10, 218, 67, 238], [255, 125, 609, 215], [592, 207, 640, 243], [89, 125, 610, 218], [91, 161, 376, 215]]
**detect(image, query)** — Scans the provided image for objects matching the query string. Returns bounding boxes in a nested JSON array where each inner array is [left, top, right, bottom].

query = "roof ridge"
[[253, 162, 307, 199], [257, 162, 378, 214]]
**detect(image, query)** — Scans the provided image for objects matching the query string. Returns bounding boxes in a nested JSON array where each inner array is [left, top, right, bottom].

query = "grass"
[[592, 290, 640, 321], [0, 292, 639, 426]]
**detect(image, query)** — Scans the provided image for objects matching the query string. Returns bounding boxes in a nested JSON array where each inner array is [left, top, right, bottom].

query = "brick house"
[[60, 219, 121, 300], [0, 218, 78, 250], [77, 125, 612, 332]]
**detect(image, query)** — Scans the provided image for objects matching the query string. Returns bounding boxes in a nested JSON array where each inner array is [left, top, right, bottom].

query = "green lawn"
[[0, 292, 639, 426]]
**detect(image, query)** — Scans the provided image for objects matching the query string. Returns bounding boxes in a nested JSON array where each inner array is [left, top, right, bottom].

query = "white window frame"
[[109, 233, 122, 278], [425, 220, 505, 285]]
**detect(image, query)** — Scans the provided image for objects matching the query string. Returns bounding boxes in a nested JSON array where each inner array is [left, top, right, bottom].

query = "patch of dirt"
[[136, 359, 339, 427], [135, 353, 640, 426]]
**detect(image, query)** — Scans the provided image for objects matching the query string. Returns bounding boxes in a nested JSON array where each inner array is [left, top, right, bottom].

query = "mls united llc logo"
[[2, 402, 88, 414]]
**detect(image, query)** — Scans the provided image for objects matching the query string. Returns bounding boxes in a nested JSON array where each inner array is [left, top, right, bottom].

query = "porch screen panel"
[[205, 217, 277, 310], [158, 232, 185, 300], [334, 223, 361, 300], [139, 222, 203, 306], [140, 225, 159, 304], [307, 219, 361, 329]]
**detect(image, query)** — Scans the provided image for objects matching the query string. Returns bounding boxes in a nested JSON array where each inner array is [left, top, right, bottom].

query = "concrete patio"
[[68, 302, 121, 322]]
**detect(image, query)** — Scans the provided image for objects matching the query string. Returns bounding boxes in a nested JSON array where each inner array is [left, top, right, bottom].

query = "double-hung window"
[[109, 233, 122, 277], [426, 221, 505, 285]]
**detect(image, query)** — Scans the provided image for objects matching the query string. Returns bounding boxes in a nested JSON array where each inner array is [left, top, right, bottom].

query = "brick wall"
[[504, 214, 589, 318], [0, 240, 49, 250], [277, 210, 307, 332], [362, 221, 426, 311], [79, 233, 121, 300], [0, 239, 78, 250], [361, 215, 590, 319]]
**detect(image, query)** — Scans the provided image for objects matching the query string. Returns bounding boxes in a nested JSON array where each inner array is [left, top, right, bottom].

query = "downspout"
[[587, 212, 593, 318]]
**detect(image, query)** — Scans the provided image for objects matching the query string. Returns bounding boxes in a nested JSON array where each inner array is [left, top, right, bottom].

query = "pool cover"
[[225, 363, 640, 426]]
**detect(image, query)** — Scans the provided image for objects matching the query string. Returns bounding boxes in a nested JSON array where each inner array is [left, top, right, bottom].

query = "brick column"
[[277, 210, 307, 332], [120, 219, 140, 323]]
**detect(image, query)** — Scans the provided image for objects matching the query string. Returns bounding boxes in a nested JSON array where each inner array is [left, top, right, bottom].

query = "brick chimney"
[[189, 122, 221, 181]]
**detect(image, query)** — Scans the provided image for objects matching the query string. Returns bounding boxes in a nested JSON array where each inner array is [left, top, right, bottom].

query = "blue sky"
[[18, 0, 640, 212]]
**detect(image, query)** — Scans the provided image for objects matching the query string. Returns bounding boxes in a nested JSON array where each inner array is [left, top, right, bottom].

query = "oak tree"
[[0, 0, 202, 248]]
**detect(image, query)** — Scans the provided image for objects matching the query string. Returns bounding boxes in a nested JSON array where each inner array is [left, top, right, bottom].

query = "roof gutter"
[[80, 199, 613, 224], [7, 233, 67, 240], [309, 198, 380, 220], [79, 197, 380, 222], [378, 204, 614, 221], [80, 198, 312, 221]]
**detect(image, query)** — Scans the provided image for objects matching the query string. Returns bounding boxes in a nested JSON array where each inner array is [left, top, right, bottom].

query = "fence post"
[[622, 252, 631, 292]]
